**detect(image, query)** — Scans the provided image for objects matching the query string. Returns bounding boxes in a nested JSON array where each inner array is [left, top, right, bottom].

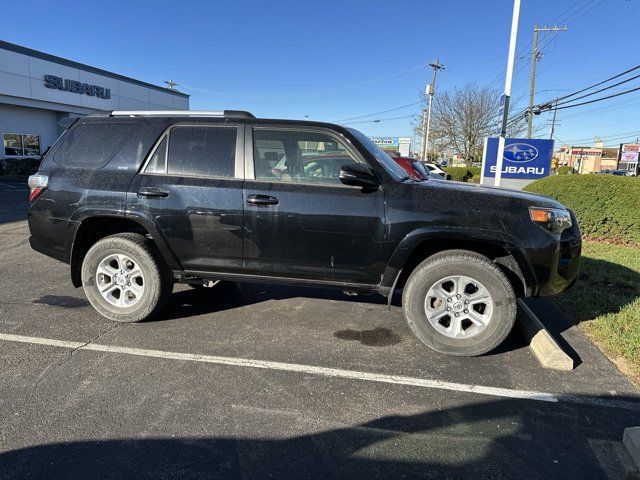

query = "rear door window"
[[54, 122, 136, 168], [167, 126, 237, 178], [145, 136, 168, 174]]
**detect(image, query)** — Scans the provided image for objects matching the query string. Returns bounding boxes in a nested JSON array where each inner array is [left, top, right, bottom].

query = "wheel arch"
[[379, 229, 536, 302], [69, 213, 181, 288]]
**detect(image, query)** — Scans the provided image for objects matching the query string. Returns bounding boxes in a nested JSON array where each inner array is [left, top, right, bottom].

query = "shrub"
[[0, 158, 41, 176], [524, 175, 640, 246], [444, 166, 481, 182], [557, 166, 572, 175]]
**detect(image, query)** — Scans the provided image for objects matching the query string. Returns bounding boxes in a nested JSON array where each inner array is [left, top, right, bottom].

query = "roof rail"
[[110, 110, 255, 118]]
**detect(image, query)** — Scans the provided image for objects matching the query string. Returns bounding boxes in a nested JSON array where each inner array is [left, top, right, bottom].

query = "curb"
[[625, 427, 640, 472], [516, 299, 574, 371]]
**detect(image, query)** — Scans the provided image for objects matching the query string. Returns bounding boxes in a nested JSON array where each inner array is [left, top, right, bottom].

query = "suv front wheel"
[[402, 250, 516, 356], [81, 233, 173, 322]]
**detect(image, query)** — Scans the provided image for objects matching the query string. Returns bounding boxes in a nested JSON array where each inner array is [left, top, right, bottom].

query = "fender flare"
[[378, 227, 536, 298], [68, 209, 182, 287]]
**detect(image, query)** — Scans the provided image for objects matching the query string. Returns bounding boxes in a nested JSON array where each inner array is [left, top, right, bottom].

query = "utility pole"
[[549, 98, 558, 140], [421, 59, 444, 161], [527, 25, 567, 138]]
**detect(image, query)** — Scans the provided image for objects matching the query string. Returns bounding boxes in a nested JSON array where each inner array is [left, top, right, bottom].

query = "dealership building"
[[0, 40, 189, 159]]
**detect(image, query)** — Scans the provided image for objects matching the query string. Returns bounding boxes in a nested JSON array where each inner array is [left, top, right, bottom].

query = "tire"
[[81, 233, 173, 322], [402, 249, 516, 356]]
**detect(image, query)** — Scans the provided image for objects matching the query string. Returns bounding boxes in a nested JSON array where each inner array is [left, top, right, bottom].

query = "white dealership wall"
[[0, 40, 189, 157]]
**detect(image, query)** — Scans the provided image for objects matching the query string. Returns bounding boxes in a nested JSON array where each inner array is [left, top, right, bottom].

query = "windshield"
[[346, 128, 408, 180]]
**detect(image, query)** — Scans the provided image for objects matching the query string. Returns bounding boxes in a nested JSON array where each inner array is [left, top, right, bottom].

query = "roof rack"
[[109, 110, 255, 118]]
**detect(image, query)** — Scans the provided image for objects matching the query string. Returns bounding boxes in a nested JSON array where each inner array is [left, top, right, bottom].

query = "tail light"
[[28, 174, 49, 202]]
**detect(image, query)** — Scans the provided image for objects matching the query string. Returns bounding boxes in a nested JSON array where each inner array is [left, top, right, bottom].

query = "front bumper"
[[536, 210, 581, 296]]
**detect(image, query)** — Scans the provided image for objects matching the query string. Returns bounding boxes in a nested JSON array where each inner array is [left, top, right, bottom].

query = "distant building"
[[556, 140, 619, 173], [1, 40, 189, 160]]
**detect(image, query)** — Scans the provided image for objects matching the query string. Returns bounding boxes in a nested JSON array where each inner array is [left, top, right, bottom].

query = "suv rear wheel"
[[402, 250, 516, 356], [81, 233, 173, 322]]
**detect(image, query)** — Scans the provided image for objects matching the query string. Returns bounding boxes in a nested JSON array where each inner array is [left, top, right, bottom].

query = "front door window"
[[253, 129, 360, 184]]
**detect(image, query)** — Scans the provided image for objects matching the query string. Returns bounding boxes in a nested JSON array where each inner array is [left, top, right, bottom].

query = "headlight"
[[529, 207, 572, 233]]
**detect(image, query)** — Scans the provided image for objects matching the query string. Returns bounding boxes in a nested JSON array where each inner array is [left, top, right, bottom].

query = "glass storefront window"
[[3, 134, 23, 156], [22, 135, 40, 156], [3, 133, 41, 156]]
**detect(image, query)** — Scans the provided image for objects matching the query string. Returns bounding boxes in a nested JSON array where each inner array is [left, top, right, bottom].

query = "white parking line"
[[0, 332, 559, 403]]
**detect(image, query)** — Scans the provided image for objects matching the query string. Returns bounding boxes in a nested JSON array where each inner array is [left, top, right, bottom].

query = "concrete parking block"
[[517, 299, 574, 371]]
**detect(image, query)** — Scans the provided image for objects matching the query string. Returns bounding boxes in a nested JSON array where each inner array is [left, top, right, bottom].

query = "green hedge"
[[0, 158, 41, 176], [524, 175, 640, 246], [444, 166, 481, 183], [557, 166, 572, 175]]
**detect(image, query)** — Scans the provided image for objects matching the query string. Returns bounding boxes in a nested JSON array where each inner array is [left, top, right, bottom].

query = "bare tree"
[[420, 84, 529, 166]]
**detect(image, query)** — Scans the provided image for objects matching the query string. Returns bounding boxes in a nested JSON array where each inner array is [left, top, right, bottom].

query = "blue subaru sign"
[[483, 137, 554, 179]]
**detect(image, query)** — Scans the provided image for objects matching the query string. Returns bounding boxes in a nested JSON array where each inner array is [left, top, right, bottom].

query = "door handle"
[[138, 187, 169, 199], [246, 194, 278, 206]]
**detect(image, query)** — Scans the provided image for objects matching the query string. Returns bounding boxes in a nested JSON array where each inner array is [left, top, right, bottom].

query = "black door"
[[128, 123, 244, 273], [243, 127, 385, 285]]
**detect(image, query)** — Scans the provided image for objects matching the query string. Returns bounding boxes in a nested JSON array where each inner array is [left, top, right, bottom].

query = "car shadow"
[[1, 395, 638, 479], [153, 281, 530, 354], [155, 281, 388, 323]]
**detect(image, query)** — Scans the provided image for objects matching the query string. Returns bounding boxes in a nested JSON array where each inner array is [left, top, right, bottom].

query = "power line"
[[557, 96, 640, 119], [340, 114, 418, 125], [182, 64, 426, 99], [554, 84, 640, 110], [511, 63, 640, 125], [558, 129, 640, 145], [486, 0, 585, 90], [554, 77, 640, 107], [553, 65, 640, 104], [538, 3, 640, 75], [333, 101, 422, 123]]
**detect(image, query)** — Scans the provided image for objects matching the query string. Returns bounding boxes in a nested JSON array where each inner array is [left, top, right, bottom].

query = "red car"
[[391, 156, 421, 179]]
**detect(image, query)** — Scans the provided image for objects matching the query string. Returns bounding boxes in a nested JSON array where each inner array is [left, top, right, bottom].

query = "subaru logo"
[[503, 143, 539, 163]]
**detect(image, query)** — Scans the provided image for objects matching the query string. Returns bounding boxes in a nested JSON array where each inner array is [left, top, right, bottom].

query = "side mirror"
[[446, 174, 452, 181], [339, 164, 378, 188]]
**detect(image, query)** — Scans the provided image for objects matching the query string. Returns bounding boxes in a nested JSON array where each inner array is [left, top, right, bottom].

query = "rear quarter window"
[[54, 122, 138, 168]]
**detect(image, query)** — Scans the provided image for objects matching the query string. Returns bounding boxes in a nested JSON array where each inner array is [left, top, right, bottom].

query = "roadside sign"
[[398, 137, 411, 157], [621, 152, 639, 162], [370, 137, 399, 149], [483, 137, 554, 180]]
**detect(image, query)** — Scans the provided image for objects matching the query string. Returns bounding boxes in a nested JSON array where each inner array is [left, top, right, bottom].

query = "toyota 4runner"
[[27, 110, 581, 356]]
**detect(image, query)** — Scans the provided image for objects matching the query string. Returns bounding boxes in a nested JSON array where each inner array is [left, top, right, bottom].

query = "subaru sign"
[[483, 137, 554, 180]]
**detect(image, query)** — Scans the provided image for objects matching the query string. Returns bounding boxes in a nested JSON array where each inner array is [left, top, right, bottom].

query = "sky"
[[3, 0, 640, 148]]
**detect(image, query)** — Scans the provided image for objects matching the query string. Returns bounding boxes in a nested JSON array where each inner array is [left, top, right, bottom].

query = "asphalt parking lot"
[[0, 177, 639, 479]]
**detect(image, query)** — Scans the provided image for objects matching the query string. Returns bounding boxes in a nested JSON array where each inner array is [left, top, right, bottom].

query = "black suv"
[[27, 110, 581, 356]]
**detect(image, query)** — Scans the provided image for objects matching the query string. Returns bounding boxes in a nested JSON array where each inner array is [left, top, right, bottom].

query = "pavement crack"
[[28, 322, 122, 400]]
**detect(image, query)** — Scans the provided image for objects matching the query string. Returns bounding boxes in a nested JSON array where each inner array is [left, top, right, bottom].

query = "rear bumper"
[[27, 206, 71, 264], [29, 235, 68, 264]]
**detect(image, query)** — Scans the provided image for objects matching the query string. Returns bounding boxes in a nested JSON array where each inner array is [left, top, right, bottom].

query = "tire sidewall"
[[404, 255, 516, 356], [81, 238, 161, 322]]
